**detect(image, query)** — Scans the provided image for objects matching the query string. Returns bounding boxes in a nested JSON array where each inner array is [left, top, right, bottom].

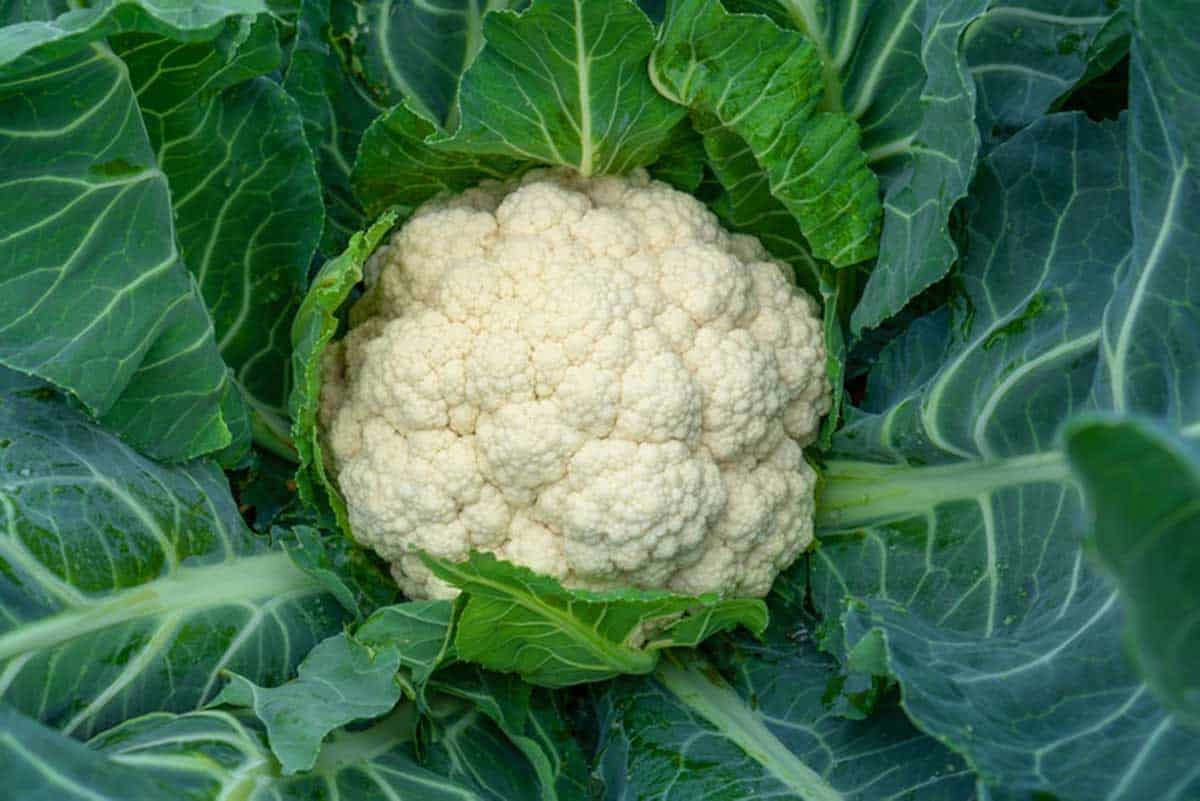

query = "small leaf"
[[210, 633, 404, 774]]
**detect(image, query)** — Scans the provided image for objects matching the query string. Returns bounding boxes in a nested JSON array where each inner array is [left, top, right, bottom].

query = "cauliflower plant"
[[320, 169, 830, 599]]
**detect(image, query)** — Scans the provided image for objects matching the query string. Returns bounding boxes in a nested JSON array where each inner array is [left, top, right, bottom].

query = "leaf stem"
[[656, 655, 844, 801], [0, 552, 319, 663], [312, 704, 418, 774], [816, 451, 1070, 529], [247, 398, 299, 463]]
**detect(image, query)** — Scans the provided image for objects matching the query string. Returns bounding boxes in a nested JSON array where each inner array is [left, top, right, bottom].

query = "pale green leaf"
[[424, 552, 767, 687]]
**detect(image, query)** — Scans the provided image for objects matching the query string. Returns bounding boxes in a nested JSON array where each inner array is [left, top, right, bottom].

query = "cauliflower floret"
[[321, 169, 830, 599]]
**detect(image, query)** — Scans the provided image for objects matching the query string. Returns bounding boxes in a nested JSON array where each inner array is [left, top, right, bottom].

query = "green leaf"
[[730, 0, 991, 328], [0, 0, 280, 78], [1, 703, 495, 800], [421, 671, 592, 801], [114, 22, 324, 422], [443, 0, 686, 175], [812, 112, 1200, 797], [423, 552, 767, 687], [0, 45, 239, 461], [351, 0, 524, 127], [211, 632, 404, 774], [356, 600, 456, 698], [645, 120, 707, 195], [289, 210, 398, 527], [1066, 417, 1200, 725], [595, 635, 976, 801], [351, 101, 523, 217], [653, 0, 881, 267], [283, 525, 399, 620], [0, 386, 349, 738], [1093, 0, 1200, 429], [964, 0, 1123, 146], [0, 705, 175, 799], [283, 0, 386, 255], [700, 125, 822, 297]]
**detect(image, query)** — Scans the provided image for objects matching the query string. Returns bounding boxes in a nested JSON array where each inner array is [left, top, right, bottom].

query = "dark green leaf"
[[283, 525, 399, 620], [356, 599, 455, 697], [646, 121, 706, 195], [424, 666, 593, 801], [351, 0, 524, 126], [0, 0, 281, 78], [0, 46, 239, 461], [351, 101, 522, 217], [115, 21, 324, 422], [1066, 417, 1200, 725], [0, 702, 492, 800], [283, 0, 386, 254], [0, 388, 347, 738], [964, 1, 1122, 146], [595, 636, 976, 801], [1092, 0, 1200, 428], [813, 112, 1200, 797]]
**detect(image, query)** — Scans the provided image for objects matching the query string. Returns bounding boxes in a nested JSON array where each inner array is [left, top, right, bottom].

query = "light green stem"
[[816, 451, 1070, 529], [656, 656, 844, 801], [0, 552, 317, 662]]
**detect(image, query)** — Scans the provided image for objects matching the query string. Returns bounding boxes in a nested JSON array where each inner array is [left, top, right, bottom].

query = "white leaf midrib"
[[0, 551, 318, 663]]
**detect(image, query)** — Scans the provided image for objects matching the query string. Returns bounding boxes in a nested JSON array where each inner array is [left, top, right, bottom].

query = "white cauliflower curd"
[[320, 169, 830, 599]]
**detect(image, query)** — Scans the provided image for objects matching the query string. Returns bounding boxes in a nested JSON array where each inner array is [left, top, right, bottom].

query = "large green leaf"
[[283, 0, 386, 255], [0, 45, 238, 461], [113, 21, 324, 426], [424, 552, 768, 688], [1066, 417, 1200, 725], [420, 675, 592, 801], [0, 703, 496, 800], [350, 0, 523, 127], [1052, 0, 1200, 728], [963, 0, 1122, 146], [0, 0, 279, 77], [443, 0, 686, 175], [1093, 0, 1199, 429], [0, 383, 349, 738], [810, 111, 1200, 798], [594, 633, 977, 801], [653, 0, 881, 267], [732, 0, 990, 331]]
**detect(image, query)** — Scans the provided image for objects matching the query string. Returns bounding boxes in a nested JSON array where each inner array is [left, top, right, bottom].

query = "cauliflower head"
[[321, 169, 830, 599]]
